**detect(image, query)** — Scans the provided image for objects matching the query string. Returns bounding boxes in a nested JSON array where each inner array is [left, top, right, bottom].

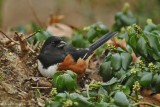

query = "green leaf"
[[99, 61, 112, 81], [47, 102, 61, 107], [125, 76, 134, 87], [121, 53, 132, 70], [65, 70, 77, 80], [51, 72, 62, 84], [54, 73, 77, 92], [102, 77, 117, 86], [144, 24, 157, 32], [111, 53, 122, 71], [54, 93, 67, 101], [137, 36, 148, 57], [35, 31, 52, 41], [128, 34, 137, 49], [145, 32, 160, 54], [87, 28, 97, 43], [55, 75, 65, 92], [71, 33, 89, 48], [70, 93, 94, 107], [98, 86, 108, 96], [122, 86, 130, 95], [63, 74, 77, 91], [114, 92, 129, 107], [152, 74, 158, 84], [140, 72, 153, 87], [95, 102, 109, 107]]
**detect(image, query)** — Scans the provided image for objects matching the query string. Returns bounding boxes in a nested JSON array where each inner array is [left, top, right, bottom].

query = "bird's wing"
[[64, 46, 89, 61]]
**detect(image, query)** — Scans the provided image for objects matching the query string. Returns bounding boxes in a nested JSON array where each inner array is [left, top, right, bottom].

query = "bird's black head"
[[40, 36, 66, 54], [38, 36, 67, 68], [44, 36, 66, 48]]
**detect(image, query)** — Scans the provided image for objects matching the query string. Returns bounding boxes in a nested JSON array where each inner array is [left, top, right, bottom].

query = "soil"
[[0, 43, 52, 107]]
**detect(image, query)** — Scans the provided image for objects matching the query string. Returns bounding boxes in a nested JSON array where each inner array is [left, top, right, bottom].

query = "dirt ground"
[[0, 42, 53, 107]]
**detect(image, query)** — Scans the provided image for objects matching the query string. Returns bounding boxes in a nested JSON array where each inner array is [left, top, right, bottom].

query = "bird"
[[37, 32, 117, 78]]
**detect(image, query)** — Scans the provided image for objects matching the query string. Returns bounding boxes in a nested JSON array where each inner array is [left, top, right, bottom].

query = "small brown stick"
[[31, 87, 51, 89], [15, 32, 35, 55], [25, 30, 40, 40], [28, 46, 35, 53], [0, 30, 19, 44]]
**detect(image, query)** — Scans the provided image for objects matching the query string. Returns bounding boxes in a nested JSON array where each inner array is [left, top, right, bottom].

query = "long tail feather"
[[83, 32, 117, 59]]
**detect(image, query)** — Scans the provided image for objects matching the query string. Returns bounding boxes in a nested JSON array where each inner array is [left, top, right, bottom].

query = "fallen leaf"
[[38, 79, 52, 87], [47, 23, 73, 38]]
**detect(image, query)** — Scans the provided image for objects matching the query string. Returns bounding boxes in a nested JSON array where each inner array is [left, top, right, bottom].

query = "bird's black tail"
[[83, 32, 117, 59]]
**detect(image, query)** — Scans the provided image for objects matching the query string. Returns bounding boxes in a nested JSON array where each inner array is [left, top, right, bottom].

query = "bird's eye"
[[51, 42, 55, 45]]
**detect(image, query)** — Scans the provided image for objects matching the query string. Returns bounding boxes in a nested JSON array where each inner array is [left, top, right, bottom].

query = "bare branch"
[[25, 30, 40, 40], [0, 30, 19, 44]]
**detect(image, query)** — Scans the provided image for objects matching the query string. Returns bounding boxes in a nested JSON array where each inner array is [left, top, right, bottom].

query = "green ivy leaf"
[[70, 93, 94, 107], [111, 53, 122, 71], [140, 72, 153, 87], [51, 72, 62, 83], [98, 86, 108, 96], [121, 53, 132, 70], [55, 75, 66, 92], [71, 34, 89, 48], [102, 77, 117, 86], [35, 31, 52, 41], [95, 102, 109, 107], [65, 70, 77, 80], [137, 36, 148, 57], [99, 61, 112, 81], [87, 28, 97, 43], [54, 73, 77, 92], [122, 86, 130, 95], [63, 74, 77, 91], [125, 76, 134, 87], [145, 32, 160, 54], [46, 102, 61, 107], [128, 34, 137, 49], [114, 91, 129, 107]]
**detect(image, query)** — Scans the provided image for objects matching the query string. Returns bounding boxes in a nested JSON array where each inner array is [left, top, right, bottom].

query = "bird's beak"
[[57, 41, 66, 48]]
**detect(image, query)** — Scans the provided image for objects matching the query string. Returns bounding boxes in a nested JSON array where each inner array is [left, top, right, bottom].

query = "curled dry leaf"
[[38, 79, 52, 87], [47, 15, 73, 38], [112, 37, 127, 50], [47, 23, 73, 38], [131, 52, 140, 63]]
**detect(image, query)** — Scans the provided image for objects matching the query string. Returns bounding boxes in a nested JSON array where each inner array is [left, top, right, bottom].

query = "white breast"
[[37, 60, 58, 77]]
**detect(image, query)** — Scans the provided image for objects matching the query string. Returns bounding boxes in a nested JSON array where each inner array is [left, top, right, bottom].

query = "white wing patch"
[[38, 60, 58, 77]]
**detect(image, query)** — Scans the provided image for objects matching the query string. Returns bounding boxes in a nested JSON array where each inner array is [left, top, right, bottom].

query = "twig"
[[27, 0, 43, 27], [25, 30, 40, 40], [133, 102, 158, 107], [28, 46, 35, 53], [15, 32, 35, 54], [31, 87, 51, 89], [0, 30, 19, 44]]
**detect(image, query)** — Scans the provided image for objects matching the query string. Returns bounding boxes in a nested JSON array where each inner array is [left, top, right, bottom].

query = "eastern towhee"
[[38, 32, 117, 78]]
